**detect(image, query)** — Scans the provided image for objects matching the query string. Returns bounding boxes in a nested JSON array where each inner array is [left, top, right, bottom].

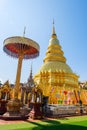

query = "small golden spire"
[[52, 19, 57, 38], [28, 61, 33, 81]]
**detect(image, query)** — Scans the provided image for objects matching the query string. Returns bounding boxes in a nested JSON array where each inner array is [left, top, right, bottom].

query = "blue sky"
[[0, 0, 87, 83]]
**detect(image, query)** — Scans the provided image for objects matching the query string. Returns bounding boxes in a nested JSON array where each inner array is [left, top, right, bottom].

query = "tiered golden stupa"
[[34, 23, 87, 105], [0, 80, 13, 100]]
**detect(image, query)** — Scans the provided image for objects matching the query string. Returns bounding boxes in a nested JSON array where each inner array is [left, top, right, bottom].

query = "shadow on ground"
[[11, 118, 87, 130]]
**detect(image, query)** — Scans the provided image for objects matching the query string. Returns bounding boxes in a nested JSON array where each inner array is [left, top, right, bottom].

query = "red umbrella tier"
[[3, 36, 40, 59]]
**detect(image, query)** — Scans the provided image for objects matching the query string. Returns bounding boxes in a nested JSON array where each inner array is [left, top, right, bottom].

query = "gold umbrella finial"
[[23, 26, 26, 37]]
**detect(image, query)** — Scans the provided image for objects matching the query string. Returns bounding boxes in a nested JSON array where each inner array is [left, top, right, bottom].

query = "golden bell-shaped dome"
[[39, 61, 73, 73]]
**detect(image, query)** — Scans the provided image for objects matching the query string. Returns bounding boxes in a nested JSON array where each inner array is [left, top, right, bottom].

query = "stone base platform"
[[0, 111, 29, 120], [44, 104, 87, 118]]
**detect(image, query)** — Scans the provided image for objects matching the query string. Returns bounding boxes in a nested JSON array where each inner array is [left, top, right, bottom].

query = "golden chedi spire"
[[42, 21, 73, 72]]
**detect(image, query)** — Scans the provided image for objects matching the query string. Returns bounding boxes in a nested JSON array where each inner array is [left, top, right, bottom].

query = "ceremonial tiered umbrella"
[[3, 36, 40, 119]]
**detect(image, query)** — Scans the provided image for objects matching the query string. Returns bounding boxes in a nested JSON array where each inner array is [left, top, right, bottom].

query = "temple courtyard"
[[0, 1, 87, 129], [0, 115, 87, 130]]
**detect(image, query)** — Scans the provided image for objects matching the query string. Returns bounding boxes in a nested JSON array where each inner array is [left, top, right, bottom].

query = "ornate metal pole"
[[14, 54, 23, 99]]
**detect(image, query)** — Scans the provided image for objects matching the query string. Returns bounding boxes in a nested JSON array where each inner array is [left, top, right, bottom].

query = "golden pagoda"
[[0, 80, 13, 100], [34, 22, 87, 105]]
